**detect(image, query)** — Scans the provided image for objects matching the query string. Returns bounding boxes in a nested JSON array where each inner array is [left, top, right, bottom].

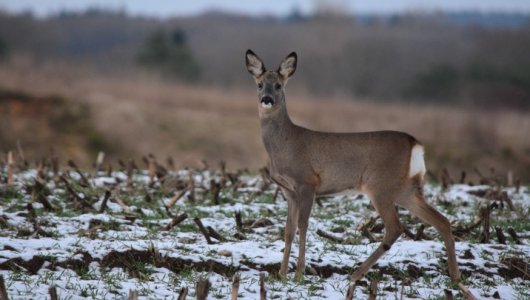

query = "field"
[[0, 160, 529, 299], [1, 7, 530, 300], [1, 59, 530, 182]]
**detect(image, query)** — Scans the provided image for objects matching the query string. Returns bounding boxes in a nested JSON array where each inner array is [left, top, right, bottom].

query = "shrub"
[[137, 29, 201, 82], [0, 37, 8, 61]]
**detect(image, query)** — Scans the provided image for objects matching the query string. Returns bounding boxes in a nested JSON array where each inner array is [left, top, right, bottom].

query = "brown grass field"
[[1, 57, 530, 182]]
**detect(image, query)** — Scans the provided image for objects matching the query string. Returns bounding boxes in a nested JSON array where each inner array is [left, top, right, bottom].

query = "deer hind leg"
[[279, 188, 299, 278], [397, 187, 461, 281], [294, 185, 315, 281], [351, 192, 403, 282]]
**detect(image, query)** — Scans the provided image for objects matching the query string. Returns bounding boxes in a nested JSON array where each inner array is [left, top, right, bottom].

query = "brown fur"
[[245, 49, 461, 282]]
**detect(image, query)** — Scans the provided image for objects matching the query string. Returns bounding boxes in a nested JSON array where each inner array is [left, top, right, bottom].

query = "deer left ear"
[[278, 52, 297, 80]]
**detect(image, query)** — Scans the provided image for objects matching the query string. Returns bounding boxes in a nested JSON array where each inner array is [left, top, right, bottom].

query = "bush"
[[403, 64, 460, 102], [137, 29, 201, 82], [0, 37, 8, 61], [465, 62, 530, 108]]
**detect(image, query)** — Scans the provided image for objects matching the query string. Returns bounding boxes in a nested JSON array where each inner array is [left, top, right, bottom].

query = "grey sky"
[[1, 0, 530, 18]]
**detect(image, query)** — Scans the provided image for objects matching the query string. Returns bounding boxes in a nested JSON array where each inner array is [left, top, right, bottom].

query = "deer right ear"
[[246, 49, 266, 78], [278, 52, 297, 80]]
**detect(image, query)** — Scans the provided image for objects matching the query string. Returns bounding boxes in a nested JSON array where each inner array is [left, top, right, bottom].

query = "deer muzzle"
[[260, 96, 274, 108]]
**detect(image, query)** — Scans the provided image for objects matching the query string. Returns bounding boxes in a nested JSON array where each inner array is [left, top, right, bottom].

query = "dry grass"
[[1, 57, 529, 181]]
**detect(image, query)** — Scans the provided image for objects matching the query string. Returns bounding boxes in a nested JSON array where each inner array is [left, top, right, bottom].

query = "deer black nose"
[[261, 96, 274, 105]]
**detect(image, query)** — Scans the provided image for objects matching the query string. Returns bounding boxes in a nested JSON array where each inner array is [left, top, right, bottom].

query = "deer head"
[[245, 49, 297, 116]]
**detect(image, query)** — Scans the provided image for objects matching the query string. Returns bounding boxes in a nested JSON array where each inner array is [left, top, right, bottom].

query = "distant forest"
[[1, 9, 530, 108]]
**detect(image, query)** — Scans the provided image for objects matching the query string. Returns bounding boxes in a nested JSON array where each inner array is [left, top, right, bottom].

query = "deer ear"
[[278, 52, 297, 80], [246, 49, 266, 78]]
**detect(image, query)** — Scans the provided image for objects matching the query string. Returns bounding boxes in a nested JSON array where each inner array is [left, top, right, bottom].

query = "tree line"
[[0, 9, 529, 108]]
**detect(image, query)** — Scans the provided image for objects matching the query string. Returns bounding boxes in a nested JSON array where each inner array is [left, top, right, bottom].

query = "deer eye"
[[257, 82, 263, 90], [275, 83, 282, 90]]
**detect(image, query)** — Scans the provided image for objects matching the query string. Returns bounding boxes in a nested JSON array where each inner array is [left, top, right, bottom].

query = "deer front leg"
[[279, 188, 299, 278], [294, 185, 315, 281]]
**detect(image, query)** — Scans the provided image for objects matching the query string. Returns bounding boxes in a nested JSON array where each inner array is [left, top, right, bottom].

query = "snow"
[[91, 176, 117, 187], [0, 168, 529, 299]]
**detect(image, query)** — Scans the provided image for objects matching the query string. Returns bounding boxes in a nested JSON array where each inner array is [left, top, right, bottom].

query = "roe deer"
[[245, 49, 461, 282]]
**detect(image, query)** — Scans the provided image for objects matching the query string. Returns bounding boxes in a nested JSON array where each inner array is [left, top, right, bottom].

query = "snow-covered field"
[[0, 168, 529, 299]]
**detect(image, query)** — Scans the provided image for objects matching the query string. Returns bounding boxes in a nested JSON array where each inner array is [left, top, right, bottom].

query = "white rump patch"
[[409, 144, 426, 177]]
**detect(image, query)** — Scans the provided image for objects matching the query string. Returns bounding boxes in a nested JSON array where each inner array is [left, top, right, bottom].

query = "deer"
[[244, 49, 462, 283]]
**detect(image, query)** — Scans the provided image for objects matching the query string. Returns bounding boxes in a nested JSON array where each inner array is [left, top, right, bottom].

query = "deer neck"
[[260, 103, 297, 157]]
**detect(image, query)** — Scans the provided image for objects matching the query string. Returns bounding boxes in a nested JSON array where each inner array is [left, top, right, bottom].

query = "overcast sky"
[[1, 0, 530, 18]]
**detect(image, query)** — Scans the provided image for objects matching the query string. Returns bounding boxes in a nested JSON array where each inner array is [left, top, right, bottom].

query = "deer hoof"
[[294, 271, 304, 282]]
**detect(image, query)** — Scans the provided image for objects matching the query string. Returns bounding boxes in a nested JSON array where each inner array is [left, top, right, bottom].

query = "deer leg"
[[279, 188, 299, 278], [398, 192, 461, 281], [294, 185, 315, 281], [351, 194, 403, 282]]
